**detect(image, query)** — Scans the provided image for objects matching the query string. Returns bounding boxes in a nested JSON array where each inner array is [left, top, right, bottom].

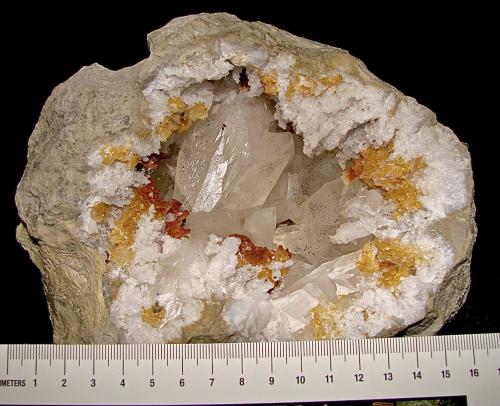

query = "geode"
[[15, 13, 476, 344]]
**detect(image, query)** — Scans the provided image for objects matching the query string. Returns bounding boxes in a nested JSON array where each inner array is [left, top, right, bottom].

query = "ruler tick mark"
[[328, 344, 332, 372], [270, 349, 274, 374], [416, 341, 419, 369], [471, 336, 476, 366], [444, 344, 448, 367], [357, 341, 362, 370]]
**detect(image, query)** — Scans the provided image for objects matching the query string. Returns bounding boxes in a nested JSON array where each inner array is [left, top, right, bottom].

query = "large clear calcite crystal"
[[16, 13, 476, 343], [174, 94, 294, 212]]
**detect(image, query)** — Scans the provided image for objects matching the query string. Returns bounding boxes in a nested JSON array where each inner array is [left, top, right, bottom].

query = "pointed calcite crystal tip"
[[16, 13, 475, 343]]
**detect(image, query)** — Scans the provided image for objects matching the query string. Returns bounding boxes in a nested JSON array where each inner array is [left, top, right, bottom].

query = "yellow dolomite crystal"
[[100, 145, 141, 168], [90, 202, 112, 223], [257, 69, 278, 96], [345, 141, 426, 219], [141, 302, 166, 328], [358, 238, 425, 288], [311, 303, 340, 339], [157, 97, 208, 140]]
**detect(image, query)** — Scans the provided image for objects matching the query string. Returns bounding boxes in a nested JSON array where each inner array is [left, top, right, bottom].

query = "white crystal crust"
[[79, 36, 471, 343]]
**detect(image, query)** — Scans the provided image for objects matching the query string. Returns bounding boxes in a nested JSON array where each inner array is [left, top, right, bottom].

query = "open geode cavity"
[[16, 13, 476, 344]]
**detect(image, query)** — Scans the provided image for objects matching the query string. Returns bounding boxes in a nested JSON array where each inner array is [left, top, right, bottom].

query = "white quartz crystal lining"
[[144, 60, 232, 125]]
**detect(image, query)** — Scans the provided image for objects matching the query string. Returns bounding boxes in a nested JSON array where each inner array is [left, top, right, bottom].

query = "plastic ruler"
[[0, 333, 498, 405]]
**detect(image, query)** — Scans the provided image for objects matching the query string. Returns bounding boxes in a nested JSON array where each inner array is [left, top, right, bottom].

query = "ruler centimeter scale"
[[0, 333, 498, 405]]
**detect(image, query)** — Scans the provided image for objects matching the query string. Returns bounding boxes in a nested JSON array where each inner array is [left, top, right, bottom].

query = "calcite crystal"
[[15, 13, 476, 344]]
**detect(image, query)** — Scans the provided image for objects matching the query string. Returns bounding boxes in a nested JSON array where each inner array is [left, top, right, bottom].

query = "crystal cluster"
[[83, 74, 466, 342], [15, 14, 475, 344]]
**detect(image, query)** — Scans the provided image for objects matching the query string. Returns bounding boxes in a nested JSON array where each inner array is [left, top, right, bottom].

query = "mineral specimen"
[[15, 13, 476, 344]]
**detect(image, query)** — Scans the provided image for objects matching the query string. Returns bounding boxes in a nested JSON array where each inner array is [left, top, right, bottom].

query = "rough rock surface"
[[16, 13, 476, 343]]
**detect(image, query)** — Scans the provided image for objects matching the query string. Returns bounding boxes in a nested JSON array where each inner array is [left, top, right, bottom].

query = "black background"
[[2, 3, 498, 343]]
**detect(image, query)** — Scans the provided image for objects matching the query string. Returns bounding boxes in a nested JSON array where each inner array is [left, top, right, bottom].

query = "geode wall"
[[16, 13, 475, 344]]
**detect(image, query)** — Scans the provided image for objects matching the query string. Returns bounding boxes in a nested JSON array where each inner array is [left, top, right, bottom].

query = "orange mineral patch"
[[311, 303, 340, 340], [157, 97, 208, 140], [229, 234, 292, 294], [357, 238, 425, 289], [100, 145, 141, 168], [280, 267, 290, 278], [256, 266, 290, 285], [230, 234, 292, 267], [108, 182, 190, 266], [274, 245, 292, 262], [257, 69, 278, 96], [163, 199, 191, 239], [286, 72, 343, 99], [344, 141, 426, 219], [257, 267, 273, 282], [141, 301, 166, 328], [285, 73, 300, 99], [319, 74, 344, 89], [91, 202, 113, 223], [135, 182, 171, 218]]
